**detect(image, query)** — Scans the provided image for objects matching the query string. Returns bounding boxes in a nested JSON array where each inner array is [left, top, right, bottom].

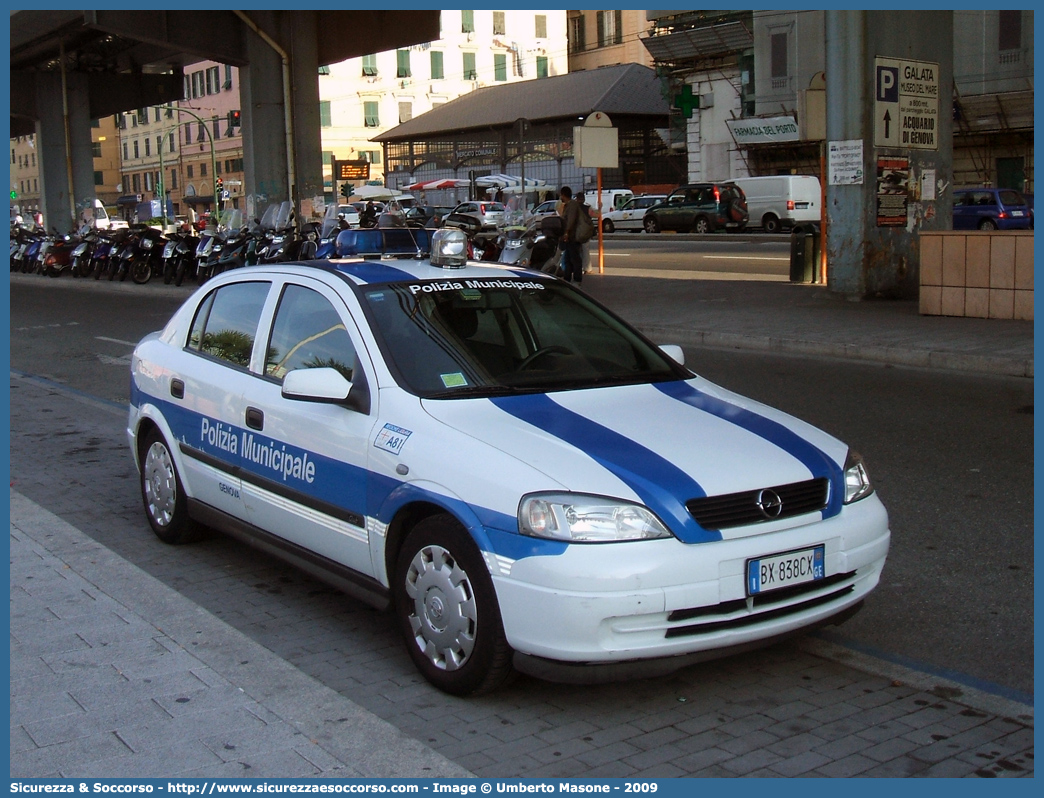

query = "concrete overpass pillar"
[[238, 11, 323, 224], [825, 11, 954, 299], [35, 71, 96, 233]]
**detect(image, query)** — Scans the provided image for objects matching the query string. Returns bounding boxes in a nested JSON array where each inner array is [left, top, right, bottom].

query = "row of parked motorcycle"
[[10, 200, 569, 285]]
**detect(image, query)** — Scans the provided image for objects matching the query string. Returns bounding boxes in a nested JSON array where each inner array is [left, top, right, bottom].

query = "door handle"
[[245, 407, 264, 431], [170, 378, 185, 399]]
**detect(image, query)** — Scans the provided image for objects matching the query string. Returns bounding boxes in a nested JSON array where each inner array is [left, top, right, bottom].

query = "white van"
[[583, 188, 634, 215], [82, 198, 112, 229], [730, 175, 820, 233]]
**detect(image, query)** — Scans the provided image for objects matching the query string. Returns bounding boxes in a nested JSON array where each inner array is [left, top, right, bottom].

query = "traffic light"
[[340, 183, 351, 200], [228, 109, 241, 128], [216, 177, 224, 195]]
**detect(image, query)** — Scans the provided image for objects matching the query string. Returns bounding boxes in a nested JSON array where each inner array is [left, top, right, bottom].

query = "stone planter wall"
[[920, 230, 1033, 320]]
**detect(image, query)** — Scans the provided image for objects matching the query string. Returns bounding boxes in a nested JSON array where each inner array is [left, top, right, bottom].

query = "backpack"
[[574, 203, 595, 244]]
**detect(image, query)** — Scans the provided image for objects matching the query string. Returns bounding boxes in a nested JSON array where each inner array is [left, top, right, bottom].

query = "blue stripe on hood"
[[655, 380, 843, 519], [490, 394, 721, 544], [332, 261, 419, 284]]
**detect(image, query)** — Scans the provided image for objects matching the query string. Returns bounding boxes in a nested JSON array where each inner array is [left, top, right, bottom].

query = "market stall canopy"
[[475, 174, 547, 192], [406, 178, 470, 191], [350, 185, 399, 200]]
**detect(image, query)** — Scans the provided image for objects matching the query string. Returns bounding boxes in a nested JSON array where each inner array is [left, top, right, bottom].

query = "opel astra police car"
[[129, 228, 890, 696]]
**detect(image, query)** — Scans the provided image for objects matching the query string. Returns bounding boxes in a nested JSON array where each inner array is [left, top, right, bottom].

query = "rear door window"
[[187, 281, 271, 368]]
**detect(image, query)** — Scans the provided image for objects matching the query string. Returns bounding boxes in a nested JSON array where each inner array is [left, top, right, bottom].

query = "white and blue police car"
[[129, 228, 890, 695]]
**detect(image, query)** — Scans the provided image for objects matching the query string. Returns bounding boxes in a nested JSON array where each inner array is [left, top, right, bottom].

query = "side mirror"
[[281, 367, 353, 403], [659, 344, 685, 366]]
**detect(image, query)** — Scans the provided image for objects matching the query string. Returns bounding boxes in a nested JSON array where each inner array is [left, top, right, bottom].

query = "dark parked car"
[[643, 183, 748, 234], [952, 187, 1032, 231]]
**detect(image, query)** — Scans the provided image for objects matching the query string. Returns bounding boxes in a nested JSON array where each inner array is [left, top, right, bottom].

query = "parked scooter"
[[69, 224, 101, 277], [253, 202, 297, 264], [497, 214, 563, 274], [41, 227, 82, 277]]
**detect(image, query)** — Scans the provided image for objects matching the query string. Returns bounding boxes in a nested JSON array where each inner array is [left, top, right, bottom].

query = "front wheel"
[[393, 516, 512, 696], [131, 260, 152, 285], [139, 428, 203, 545], [643, 215, 660, 234]]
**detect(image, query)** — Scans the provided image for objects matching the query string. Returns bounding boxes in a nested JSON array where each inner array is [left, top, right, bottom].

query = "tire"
[[107, 259, 119, 281], [762, 214, 781, 234], [978, 218, 998, 231], [92, 259, 106, 280], [643, 215, 660, 234], [174, 257, 188, 287], [118, 260, 130, 281], [393, 515, 512, 696], [139, 428, 202, 545], [131, 260, 152, 285], [693, 216, 711, 234], [602, 218, 615, 234], [162, 261, 175, 284]]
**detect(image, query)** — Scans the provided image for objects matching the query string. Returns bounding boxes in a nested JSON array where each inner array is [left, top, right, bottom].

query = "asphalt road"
[[8, 273, 1032, 698]]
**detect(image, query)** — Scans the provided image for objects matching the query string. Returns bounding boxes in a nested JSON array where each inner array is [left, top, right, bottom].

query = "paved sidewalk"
[[10, 489, 473, 779], [584, 273, 1033, 379]]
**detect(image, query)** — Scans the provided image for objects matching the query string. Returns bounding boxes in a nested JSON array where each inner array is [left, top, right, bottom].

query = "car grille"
[[664, 571, 856, 639], [686, 477, 829, 531]]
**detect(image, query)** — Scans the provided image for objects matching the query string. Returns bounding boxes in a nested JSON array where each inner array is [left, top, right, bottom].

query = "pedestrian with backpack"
[[560, 186, 593, 285]]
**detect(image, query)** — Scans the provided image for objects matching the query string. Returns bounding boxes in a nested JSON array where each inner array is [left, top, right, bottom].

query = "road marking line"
[[701, 255, 788, 261], [95, 336, 139, 347]]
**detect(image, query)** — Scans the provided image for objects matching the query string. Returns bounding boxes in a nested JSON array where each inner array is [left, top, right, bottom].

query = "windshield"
[[361, 278, 686, 398]]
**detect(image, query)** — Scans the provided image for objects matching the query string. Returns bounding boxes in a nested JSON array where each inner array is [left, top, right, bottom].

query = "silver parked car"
[[448, 200, 507, 229]]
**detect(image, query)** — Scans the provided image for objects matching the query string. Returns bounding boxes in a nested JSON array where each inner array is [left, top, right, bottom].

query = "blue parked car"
[[952, 187, 1032, 231]]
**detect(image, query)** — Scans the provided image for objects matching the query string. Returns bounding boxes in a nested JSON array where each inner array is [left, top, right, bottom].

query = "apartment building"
[[318, 9, 568, 196], [566, 10, 653, 71]]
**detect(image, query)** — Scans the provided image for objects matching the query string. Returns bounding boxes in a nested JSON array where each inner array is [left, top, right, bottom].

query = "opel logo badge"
[[756, 489, 783, 519]]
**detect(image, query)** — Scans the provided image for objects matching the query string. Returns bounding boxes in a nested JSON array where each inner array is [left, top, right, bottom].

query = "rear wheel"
[[693, 216, 711, 234], [393, 515, 512, 696], [602, 218, 615, 234], [762, 214, 781, 234], [139, 428, 202, 545], [978, 218, 998, 231], [643, 215, 660, 234]]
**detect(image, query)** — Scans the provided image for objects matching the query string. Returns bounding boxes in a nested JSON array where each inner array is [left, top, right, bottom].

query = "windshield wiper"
[[424, 384, 525, 399]]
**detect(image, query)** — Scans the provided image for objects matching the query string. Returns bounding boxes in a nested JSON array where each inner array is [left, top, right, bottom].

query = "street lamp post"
[[157, 106, 219, 225], [517, 117, 529, 221]]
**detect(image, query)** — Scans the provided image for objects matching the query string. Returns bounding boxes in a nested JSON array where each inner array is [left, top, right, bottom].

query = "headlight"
[[843, 450, 874, 504], [518, 493, 673, 543]]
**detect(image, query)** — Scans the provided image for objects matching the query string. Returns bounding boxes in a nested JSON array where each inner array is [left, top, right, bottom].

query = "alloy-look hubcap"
[[143, 442, 177, 526], [404, 544, 477, 671]]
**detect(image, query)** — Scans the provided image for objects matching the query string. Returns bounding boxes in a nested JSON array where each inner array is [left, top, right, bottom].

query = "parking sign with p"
[[877, 65, 899, 103]]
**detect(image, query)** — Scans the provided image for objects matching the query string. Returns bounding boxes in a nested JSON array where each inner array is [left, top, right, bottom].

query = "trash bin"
[[789, 222, 820, 282]]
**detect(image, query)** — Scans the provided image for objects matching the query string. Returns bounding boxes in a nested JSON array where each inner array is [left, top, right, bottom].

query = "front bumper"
[[491, 493, 889, 666]]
